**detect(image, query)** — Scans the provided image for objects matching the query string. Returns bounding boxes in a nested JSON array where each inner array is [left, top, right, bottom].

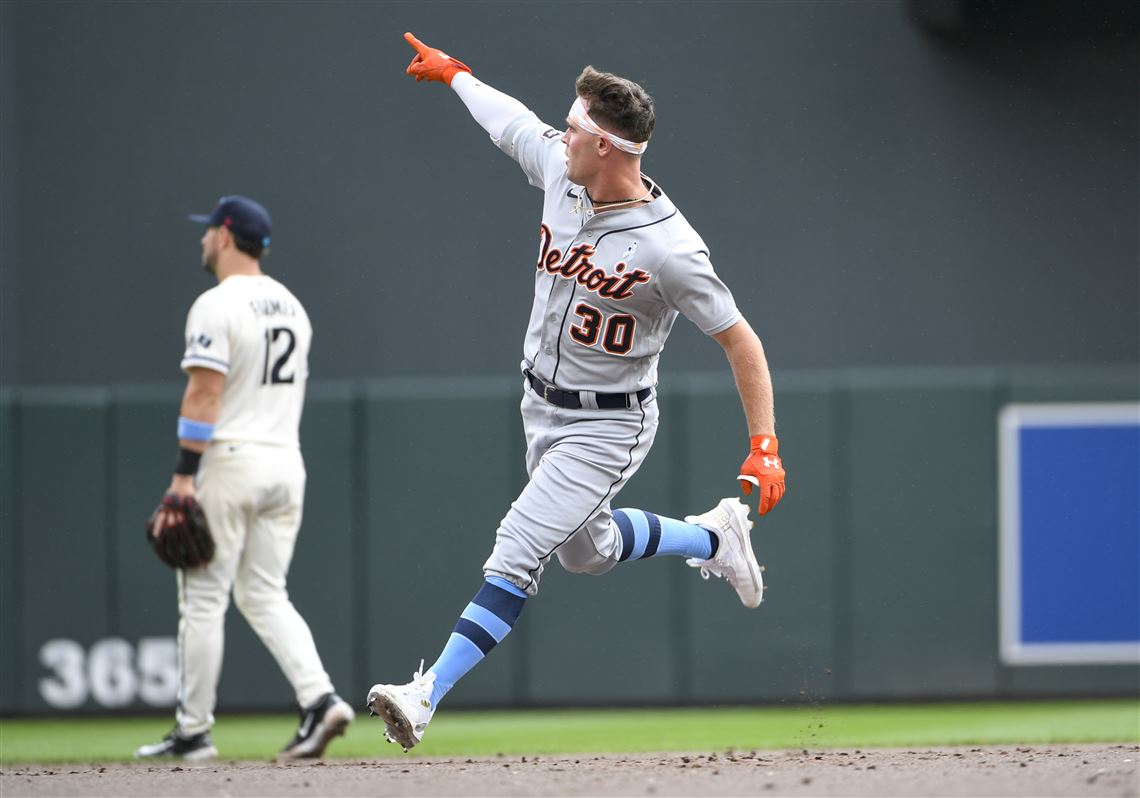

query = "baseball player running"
[[135, 196, 354, 761], [367, 35, 787, 752]]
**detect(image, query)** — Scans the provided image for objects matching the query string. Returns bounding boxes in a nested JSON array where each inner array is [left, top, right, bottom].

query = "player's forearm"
[[166, 382, 219, 492], [178, 382, 221, 453], [450, 72, 532, 142], [716, 319, 776, 437]]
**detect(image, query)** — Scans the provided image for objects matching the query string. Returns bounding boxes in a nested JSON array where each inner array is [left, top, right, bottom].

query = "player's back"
[[181, 274, 311, 448]]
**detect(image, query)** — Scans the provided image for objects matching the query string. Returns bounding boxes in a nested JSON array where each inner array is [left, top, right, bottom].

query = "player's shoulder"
[[192, 274, 255, 309], [648, 193, 708, 256], [643, 207, 712, 275], [187, 281, 230, 316]]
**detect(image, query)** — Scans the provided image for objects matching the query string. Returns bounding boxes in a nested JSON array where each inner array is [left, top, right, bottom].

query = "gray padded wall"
[[2, 367, 1135, 715]]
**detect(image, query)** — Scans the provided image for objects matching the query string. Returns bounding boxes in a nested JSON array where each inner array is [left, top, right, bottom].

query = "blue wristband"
[[177, 416, 215, 442]]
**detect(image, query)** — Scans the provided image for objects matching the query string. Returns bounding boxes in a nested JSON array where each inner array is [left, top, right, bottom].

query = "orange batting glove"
[[404, 32, 472, 86], [738, 435, 786, 516]]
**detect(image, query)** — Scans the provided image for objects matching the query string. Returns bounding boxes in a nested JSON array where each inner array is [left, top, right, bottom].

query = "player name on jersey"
[[249, 297, 299, 318], [536, 223, 651, 301]]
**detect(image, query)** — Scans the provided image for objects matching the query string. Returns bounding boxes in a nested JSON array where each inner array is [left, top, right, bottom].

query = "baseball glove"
[[146, 493, 215, 569]]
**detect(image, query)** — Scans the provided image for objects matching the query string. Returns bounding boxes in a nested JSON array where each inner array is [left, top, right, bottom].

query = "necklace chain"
[[590, 192, 647, 206], [571, 176, 658, 216], [587, 188, 652, 208]]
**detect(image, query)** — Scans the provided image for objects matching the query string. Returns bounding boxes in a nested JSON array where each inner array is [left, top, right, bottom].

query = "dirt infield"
[[2, 744, 1136, 797]]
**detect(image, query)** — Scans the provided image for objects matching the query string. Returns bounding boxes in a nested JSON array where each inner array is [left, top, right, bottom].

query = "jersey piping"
[[550, 211, 679, 386], [181, 354, 230, 374], [523, 399, 648, 591]]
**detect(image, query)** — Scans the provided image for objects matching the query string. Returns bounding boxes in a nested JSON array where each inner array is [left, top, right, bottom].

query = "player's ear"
[[216, 225, 234, 250]]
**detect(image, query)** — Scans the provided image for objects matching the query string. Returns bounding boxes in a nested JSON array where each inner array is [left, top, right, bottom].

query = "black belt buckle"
[[528, 370, 562, 406]]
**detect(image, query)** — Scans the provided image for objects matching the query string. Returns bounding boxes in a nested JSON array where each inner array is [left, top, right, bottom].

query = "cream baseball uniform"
[[176, 273, 332, 734]]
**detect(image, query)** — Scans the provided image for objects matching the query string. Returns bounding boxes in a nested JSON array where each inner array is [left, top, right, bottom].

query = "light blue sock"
[[613, 508, 717, 561], [426, 576, 527, 708]]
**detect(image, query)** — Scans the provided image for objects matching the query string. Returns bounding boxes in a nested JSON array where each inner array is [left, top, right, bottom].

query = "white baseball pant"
[[175, 441, 333, 734]]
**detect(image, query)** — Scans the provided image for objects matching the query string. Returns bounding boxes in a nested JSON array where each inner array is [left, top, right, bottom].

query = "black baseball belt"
[[525, 369, 652, 410]]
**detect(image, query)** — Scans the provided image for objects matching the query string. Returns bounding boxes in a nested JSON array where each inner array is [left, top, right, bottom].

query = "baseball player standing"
[[367, 36, 787, 752], [135, 196, 354, 761]]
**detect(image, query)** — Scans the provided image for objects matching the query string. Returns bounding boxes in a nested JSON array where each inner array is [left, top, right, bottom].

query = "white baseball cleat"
[[685, 497, 764, 608], [366, 660, 436, 752]]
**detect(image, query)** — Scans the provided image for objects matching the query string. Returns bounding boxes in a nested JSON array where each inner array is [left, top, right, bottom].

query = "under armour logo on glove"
[[738, 435, 787, 516]]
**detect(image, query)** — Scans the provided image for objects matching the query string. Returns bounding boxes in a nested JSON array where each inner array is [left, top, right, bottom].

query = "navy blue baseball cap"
[[188, 195, 271, 246]]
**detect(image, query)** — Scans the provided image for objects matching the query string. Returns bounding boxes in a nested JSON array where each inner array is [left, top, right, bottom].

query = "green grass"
[[1, 700, 1137, 764]]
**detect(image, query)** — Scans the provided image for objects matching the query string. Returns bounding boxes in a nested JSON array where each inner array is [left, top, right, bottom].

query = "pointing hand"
[[404, 32, 472, 86]]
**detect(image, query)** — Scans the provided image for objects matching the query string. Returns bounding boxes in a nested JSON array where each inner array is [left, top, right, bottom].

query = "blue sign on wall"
[[999, 403, 1140, 665]]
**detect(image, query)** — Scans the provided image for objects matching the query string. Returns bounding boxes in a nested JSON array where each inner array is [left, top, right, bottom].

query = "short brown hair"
[[575, 66, 655, 144], [232, 233, 266, 260]]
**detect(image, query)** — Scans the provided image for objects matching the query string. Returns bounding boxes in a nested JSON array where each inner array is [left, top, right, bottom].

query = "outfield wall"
[[0, 366, 1136, 715]]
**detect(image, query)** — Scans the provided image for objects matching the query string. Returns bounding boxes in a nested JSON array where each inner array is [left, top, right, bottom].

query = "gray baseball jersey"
[[482, 111, 743, 594], [496, 112, 742, 394]]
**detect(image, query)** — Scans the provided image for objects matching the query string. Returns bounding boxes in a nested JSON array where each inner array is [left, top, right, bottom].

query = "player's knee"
[[555, 525, 620, 576], [555, 546, 617, 576], [562, 557, 615, 576]]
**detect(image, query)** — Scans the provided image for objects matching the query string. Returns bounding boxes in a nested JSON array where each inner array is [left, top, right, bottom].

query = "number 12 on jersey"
[[569, 302, 635, 355], [262, 326, 297, 385]]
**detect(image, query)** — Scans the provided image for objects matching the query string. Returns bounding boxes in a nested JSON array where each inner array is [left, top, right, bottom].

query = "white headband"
[[567, 97, 648, 156]]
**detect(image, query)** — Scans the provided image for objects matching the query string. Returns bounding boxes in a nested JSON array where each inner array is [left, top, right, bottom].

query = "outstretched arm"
[[713, 319, 787, 516], [404, 32, 531, 142]]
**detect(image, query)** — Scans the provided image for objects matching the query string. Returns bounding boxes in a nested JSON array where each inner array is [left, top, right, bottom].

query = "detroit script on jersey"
[[535, 223, 651, 301], [496, 113, 741, 394]]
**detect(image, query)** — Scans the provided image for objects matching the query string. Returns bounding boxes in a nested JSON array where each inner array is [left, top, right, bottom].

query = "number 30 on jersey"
[[569, 302, 635, 355]]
